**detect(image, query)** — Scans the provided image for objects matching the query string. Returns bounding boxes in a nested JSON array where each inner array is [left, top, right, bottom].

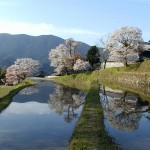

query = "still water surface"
[[1, 79, 150, 150], [99, 85, 150, 150], [0, 80, 86, 150]]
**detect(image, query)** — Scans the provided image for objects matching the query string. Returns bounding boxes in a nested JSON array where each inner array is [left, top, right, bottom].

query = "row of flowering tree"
[[49, 26, 144, 75], [49, 38, 91, 75]]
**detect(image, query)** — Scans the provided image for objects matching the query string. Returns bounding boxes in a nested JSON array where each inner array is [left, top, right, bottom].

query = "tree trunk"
[[69, 45, 72, 57], [123, 58, 128, 67], [64, 67, 69, 75], [104, 61, 107, 69]]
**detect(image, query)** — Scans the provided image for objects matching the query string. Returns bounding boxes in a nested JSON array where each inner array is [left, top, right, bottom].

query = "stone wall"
[[101, 61, 138, 69], [99, 72, 150, 96], [116, 73, 150, 88]]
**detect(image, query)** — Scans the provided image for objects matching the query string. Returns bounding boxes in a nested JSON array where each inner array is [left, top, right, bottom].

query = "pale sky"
[[0, 0, 149, 45]]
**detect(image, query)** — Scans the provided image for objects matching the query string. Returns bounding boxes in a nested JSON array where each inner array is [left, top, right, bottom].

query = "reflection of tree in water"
[[99, 85, 142, 131], [105, 110, 141, 131], [19, 86, 39, 95], [49, 84, 85, 123]]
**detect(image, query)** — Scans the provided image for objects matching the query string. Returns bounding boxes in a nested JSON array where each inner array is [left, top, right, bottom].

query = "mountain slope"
[[0, 34, 90, 74]]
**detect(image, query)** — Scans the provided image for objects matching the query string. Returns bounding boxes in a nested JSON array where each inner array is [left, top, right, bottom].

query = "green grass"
[[0, 78, 36, 98], [54, 71, 100, 91], [0, 78, 36, 112], [105, 62, 141, 72], [69, 84, 121, 150], [138, 60, 150, 72], [0, 86, 14, 98]]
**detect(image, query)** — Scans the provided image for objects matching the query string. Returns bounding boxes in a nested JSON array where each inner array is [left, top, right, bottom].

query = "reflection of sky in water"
[[1, 102, 50, 115], [0, 80, 84, 150], [100, 85, 150, 150]]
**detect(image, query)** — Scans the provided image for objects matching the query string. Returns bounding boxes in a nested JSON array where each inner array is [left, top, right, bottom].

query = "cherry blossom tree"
[[97, 35, 111, 69], [5, 58, 40, 85], [49, 44, 69, 75], [65, 38, 80, 56], [49, 38, 80, 75], [73, 59, 91, 72], [106, 26, 143, 66], [5, 65, 20, 85]]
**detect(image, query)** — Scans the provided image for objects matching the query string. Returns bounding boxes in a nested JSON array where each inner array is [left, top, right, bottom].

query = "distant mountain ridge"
[[0, 34, 90, 74]]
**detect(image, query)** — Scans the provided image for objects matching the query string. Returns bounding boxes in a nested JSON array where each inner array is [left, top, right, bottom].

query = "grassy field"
[[0, 79, 36, 112], [69, 84, 121, 150]]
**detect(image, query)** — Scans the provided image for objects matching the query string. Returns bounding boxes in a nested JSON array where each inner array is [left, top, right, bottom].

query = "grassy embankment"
[[98, 60, 150, 100], [0, 79, 36, 112], [54, 71, 97, 91], [69, 84, 121, 150], [99, 60, 150, 85], [55, 60, 150, 95]]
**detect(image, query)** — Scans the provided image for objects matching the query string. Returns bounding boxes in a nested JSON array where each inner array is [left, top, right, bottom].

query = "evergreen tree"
[[86, 46, 100, 67]]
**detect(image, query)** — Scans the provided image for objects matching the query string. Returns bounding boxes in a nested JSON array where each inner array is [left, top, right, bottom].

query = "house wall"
[[101, 62, 124, 69]]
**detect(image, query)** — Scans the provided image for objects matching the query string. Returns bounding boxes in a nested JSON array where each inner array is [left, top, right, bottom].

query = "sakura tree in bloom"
[[49, 44, 69, 75], [5, 64, 20, 85], [97, 35, 111, 69], [65, 38, 80, 56], [73, 59, 91, 72], [49, 38, 80, 75], [5, 58, 40, 85], [106, 26, 143, 66]]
